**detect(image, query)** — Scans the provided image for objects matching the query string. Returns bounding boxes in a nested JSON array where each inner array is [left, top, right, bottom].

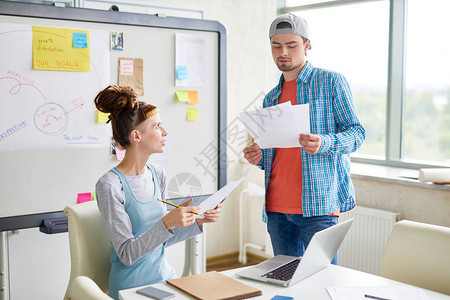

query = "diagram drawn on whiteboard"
[[34, 102, 70, 136], [0, 23, 111, 152]]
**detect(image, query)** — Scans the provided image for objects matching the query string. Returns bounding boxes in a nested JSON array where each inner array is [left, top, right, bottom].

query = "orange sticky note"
[[187, 90, 199, 104], [77, 193, 92, 204]]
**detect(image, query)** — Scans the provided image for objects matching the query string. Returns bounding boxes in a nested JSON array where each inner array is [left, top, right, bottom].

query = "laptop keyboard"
[[262, 259, 301, 281]]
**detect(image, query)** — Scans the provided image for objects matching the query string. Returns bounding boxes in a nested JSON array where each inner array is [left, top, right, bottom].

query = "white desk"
[[119, 265, 449, 300]]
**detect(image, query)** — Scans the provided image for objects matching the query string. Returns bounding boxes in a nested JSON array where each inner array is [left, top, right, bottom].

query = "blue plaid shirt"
[[258, 61, 365, 220]]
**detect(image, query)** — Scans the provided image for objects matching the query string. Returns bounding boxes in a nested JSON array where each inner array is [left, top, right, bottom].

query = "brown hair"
[[94, 85, 159, 148]]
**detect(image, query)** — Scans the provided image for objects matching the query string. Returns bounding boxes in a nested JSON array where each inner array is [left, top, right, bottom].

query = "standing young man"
[[243, 13, 365, 263]]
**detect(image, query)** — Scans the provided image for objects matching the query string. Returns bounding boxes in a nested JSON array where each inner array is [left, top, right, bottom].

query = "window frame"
[[281, 0, 449, 169]]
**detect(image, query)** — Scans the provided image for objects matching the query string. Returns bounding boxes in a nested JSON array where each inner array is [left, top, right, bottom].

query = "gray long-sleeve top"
[[95, 164, 202, 266]]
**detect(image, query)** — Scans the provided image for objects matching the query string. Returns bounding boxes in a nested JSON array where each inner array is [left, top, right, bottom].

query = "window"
[[291, 1, 389, 159], [404, 0, 450, 165], [282, 0, 450, 168]]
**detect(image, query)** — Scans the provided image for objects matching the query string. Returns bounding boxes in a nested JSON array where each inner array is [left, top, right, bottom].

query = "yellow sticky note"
[[187, 107, 199, 121], [175, 90, 189, 102], [32, 26, 90, 72], [97, 111, 109, 123], [187, 90, 199, 104]]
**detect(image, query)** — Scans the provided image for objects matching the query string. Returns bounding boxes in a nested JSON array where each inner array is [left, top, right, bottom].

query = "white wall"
[[147, 0, 278, 258], [352, 178, 450, 227]]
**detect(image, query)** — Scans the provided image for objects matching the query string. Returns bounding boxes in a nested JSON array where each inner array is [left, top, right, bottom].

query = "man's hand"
[[243, 143, 262, 165], [299, 133, 322, 154]]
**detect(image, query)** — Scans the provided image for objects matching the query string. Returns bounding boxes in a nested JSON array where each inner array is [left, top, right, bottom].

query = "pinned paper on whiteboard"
[[118, 57, 143, 96], [119, 59, 133, 75], [72, 32, 87, 48], [77, 193, 92, 204], [175, 33, 205, 87], [175, 90, 189, 102], [176, 66, 188, 80], [187, 107, 199, 121], [32, 26, 91, 72]]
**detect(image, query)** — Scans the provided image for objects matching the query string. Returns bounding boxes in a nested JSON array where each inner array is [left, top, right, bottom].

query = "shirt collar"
[[270, 61, 313, 106], [276, 60, 313, 89], [297, 60, 313, 84]]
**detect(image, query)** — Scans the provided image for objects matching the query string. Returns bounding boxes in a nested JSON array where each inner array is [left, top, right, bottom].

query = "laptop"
[[236, 218, 354, 286]]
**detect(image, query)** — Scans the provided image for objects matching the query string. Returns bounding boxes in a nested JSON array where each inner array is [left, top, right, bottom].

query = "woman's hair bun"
[[94, 85, 138, 117]]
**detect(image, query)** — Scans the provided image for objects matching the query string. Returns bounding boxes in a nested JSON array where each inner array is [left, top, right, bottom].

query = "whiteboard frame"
[[0, 1, 227, 231]]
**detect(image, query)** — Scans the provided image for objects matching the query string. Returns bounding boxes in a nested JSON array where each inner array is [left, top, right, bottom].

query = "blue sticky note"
[[271, 296, 294, 300], [73, 32, 88, 48], [176, 66, 189, 80]]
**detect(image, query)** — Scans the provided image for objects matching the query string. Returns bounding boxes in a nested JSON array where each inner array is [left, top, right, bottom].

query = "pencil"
[[157, 198, 199, 215], [364, 294, 392, 300]]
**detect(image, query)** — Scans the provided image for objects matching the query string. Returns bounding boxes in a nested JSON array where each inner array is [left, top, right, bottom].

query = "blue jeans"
[[266, 212, 339, 265]]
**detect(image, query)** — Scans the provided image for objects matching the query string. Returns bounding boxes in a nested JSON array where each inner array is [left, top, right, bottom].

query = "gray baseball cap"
[[269, 13, 311, 49]]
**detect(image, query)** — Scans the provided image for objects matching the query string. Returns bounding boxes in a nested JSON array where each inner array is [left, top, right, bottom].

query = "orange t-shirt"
[[265, 80, 340, 216], [266, 80, 303, 214]]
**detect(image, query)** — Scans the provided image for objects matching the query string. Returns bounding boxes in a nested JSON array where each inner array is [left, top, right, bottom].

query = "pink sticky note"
[[77, 193, 92, 204], [116, 147, 126, 161], [120, 59, 134, 75]]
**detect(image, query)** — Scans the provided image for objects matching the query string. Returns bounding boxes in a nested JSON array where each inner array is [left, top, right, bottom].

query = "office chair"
[[64, 201, 113, 300], [70, 276, 113, 300], [380, 220, 450, 295]]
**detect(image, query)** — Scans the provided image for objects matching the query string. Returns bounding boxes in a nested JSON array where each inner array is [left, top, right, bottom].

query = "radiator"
[[338, 206, 400, 275]]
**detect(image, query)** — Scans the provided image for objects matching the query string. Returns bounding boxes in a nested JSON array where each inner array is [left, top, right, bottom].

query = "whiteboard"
[[0, 1, 227, 228], [0, 23, 111, 152]]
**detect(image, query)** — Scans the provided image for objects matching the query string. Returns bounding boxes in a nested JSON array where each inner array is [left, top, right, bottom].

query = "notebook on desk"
[[167, 271, 262, 300], [236, 218, 354, 287]]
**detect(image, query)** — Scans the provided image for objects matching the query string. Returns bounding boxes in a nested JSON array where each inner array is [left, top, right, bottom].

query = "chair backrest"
[[64, 201, 112, 299], [380, 220, 450, 295]]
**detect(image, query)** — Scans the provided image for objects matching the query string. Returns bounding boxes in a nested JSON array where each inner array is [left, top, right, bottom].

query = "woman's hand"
[[162, 198, 201, 230], [196, 203, 222, 227]]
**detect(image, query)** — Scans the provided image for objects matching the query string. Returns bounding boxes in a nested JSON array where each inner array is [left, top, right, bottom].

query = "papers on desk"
[[326, 286, 431, 300], [196, 169, 248, 218], [239, 102, 310, 149]]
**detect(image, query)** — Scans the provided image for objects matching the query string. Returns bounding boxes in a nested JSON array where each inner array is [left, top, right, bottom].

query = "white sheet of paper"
[[175, 33, 205, 87], [196, 169, 249, 218], [292, 103, 310, 134], [256, 101, 295, 131], [258, 129, 299, 149], [239, 111, 261, 141], [326, 286, 430, 300], [239, 102, 310, 149]]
